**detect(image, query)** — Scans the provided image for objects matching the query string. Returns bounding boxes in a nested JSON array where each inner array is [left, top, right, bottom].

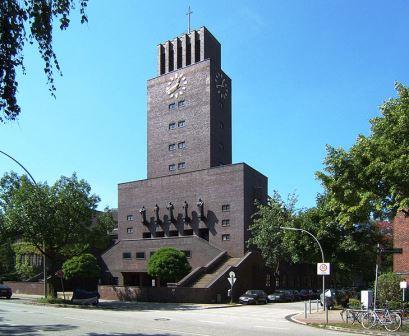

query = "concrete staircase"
[[190, 257, 241, 288]]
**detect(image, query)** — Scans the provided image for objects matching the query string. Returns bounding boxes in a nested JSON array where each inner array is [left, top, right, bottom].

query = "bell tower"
[[147, 27, 232, 179]]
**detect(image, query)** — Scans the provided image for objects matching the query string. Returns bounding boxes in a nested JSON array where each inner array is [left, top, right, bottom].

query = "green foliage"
[[147, 248, 191, 283], [36, 297, 67, 304], [0, 0, 88, 122], [15, 259, 37, 280], [0, 240, 15, 277], [348, 298, 361, 309], [316, 83, 409, 225], [62, 253, 100, 280], [377, 272, 403, 304], [248, 192, 296, 270], [249, 192, 385, 286]]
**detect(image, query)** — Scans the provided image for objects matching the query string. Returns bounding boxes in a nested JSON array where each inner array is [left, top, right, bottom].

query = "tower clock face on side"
[[165, 73, 187, 99], [215, 72, 228, 100]]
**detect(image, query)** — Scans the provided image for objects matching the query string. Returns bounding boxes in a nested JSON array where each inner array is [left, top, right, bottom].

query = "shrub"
[[147, 247, 191, 284], [349, 298, 361, 309], [62, 253, 100, 280], [376, 272, 403, 304]]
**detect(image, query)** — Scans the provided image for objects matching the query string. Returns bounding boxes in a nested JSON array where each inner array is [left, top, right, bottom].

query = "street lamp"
[[280, 226, 327, 317], [0, 150, 47, 297]]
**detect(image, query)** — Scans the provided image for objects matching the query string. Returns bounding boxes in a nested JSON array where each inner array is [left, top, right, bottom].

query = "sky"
[[1, 0, 408, 210]]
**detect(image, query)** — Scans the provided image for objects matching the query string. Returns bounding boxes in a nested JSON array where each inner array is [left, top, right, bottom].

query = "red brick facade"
[[393, 211, 409, 282]]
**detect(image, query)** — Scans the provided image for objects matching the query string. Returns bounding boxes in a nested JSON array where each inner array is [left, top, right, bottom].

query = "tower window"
[[222, 234, 230, 241], [156, 231, 165, 238], [222, 204, 230, 212], [178, 162, 186, 170], [178, 141, 186, 149], [169, 164, 176, 171], [122, 252, 132, 259], [178, 100, 185, 108], [169, 122, 176, 130], [136, 252, 145, 259], [127, 215, 134, 221], [178, 120, 186, 128], [169, 103, 176, 110], [186, 36, 191, 66], [221, 219, 230, 227], [127, 227, 134, 234], [169, 144, 176, 151], [195, 36, 200, 62]]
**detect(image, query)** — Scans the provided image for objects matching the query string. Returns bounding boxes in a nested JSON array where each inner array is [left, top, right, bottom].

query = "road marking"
[[153, 327, 213, 336], [63, 316, 105, 324], [255, 325, 288, 330], [198, 320, 225, 324]]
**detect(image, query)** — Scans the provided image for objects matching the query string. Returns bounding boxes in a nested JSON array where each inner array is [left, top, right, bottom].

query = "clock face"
[[166, 73, 187, 99], [215, 72, 228, 99]]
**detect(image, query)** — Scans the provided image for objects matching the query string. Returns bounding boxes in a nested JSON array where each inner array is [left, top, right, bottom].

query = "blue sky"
[[1, 0, 408, 210]]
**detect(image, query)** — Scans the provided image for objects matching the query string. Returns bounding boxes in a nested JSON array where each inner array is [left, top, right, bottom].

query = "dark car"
[[0, 284, 12, 299], [267, 290, 294, 302], [299, 289, 311, 300], [71, 289, 100, 305], [239, 290, 268, 305]]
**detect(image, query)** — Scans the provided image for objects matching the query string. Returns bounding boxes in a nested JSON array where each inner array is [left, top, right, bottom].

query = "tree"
[[0, 171, 114, 295], [147, 248, 191, 284], [247, 192, 296, 272], [316, 83, 409, 225], [62, 253, 100, 281], [249, 192, 385, 286], [0, 0, 88, 122]]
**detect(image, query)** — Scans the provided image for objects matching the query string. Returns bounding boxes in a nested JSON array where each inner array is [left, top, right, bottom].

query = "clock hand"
[[166, 82, 180, 94]]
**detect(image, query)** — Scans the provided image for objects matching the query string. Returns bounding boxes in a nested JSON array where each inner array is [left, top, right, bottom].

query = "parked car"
[[299, 289, 311, 300], [71, 289, 100, 305], [267, 290, 294, 302], [0, 284, 12, 299], [287, 289, 301, 301], [239, 290, 268, 305]]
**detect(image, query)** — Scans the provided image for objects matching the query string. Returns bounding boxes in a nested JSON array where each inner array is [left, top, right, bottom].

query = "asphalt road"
[[0, 297, 356, 336]]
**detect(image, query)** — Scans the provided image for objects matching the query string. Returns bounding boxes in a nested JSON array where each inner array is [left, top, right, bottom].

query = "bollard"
[[325, 304, 329, 324], [316, 298, 319, 312], [304, 301, 307, 318], [309, 299, 311, 314]]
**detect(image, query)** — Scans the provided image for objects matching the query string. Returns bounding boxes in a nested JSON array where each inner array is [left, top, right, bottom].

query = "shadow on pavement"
[[0, 323, 78, 335], [87, 334, 177, 336], [97, 301, 215, 312]]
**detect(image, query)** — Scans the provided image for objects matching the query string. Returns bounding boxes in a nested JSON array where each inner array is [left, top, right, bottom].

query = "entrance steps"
[[190, 257, 241, 288]]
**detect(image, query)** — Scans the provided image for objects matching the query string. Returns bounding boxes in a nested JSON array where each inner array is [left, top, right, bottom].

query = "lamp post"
[[280, 226, 327, 320], [0, 150, 47, 297]]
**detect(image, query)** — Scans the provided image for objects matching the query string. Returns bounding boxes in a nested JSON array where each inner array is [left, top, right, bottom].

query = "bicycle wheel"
[[384, 312, 401, 332], [361, 311, 376, 329]]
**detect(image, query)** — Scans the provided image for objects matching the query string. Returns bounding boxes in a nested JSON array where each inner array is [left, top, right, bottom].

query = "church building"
[[101, 26, 270, 302]]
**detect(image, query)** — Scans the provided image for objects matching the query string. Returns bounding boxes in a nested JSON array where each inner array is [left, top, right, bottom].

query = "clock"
[[166, 73, 187, 99], [215, 72, 228, 99]]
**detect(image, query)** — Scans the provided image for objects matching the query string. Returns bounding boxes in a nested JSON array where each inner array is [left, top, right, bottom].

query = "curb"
[[288, 313, 408, 336]]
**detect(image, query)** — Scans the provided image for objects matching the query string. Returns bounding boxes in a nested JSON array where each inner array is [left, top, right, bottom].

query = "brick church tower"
[[102, 27, 269, 302]]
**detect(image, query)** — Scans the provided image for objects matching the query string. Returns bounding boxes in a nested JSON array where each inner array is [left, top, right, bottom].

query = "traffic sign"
[[228, 271, 236, 286], [400, 281, 407, 289], [317, 263, 330, 275]]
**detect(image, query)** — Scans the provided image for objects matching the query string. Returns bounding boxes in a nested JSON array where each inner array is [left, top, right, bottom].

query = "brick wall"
[[4, 281, 43, 295], [393, 211, 409, 281]]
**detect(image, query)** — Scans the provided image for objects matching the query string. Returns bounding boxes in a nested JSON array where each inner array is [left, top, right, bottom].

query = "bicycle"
[[361, 308, 402, 332], [340, 308, 366, 324]]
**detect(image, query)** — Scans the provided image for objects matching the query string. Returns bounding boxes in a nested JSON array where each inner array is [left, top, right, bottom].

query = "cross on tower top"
[[186, 6, 193, 34]]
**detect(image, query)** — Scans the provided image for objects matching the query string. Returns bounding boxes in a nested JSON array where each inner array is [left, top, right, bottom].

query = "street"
[[0, 297, 357, 336]]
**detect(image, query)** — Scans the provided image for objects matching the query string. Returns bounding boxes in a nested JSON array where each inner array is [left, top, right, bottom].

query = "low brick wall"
[[99, 285, 219, 303], [4, 281, 44, 295]]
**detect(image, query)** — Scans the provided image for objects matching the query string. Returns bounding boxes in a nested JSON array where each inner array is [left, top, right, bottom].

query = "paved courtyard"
[[0, 296, 358, 336]]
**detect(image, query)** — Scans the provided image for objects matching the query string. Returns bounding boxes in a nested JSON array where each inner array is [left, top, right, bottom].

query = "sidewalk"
[[292, 307, 343, 324]]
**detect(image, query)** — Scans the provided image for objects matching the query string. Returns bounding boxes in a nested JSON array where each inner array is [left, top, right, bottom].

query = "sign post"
[[400, 281, 407, 302], [227, 271, 236, 304], [55, 270, 65, 300], [317, 263, 330, 324]]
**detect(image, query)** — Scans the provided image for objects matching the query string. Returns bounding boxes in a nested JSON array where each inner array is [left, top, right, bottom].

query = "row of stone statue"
[[139, 199, 205, 224]]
